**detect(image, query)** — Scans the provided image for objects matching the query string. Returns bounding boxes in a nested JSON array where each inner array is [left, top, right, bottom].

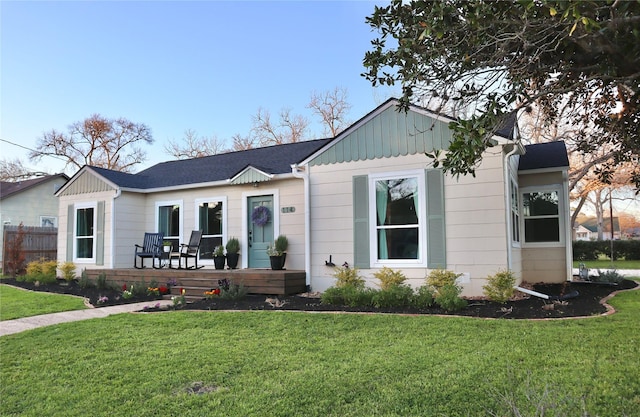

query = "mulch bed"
[[3, 278, 637, 319], [1, 278, 163, 307], [181, 280, 638, 319]]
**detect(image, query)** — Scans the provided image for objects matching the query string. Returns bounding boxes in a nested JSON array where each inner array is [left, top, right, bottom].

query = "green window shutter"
[[66, 204, 74, 262], [353, 175, 370, 268], [96, 201, 105, 266], [425, 169, 446, 268]]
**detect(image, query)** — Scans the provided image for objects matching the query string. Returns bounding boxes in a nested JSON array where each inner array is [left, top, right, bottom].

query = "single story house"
[[576, 217, 621, 241], [55, 99, 571, 296], [1, 174, 68, 267]]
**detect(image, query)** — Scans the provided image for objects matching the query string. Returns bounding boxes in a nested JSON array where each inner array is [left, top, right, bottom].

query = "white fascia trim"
[[119, 173, 294, 194], [519, 167, 569, 175]]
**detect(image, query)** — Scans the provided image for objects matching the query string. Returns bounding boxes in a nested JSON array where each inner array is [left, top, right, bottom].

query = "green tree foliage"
[[363, 0, 640, 188]]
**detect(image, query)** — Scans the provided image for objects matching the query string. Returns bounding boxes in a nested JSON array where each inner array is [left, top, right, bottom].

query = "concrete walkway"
[[0, 299, 174, 337]]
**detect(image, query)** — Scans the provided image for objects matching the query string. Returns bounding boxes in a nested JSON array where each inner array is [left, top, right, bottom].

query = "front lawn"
[[572, 259, 640, 271], [1, 289, 638, 416], [0, 284, 88, 321]]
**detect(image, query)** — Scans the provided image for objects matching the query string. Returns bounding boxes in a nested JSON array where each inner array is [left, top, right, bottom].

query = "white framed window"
[[74, 202, 96, 262], [155, 200, 183, 250], [195, 197, 227, 260], [510, 179, 520, 245], [521, 186, 564, 246], [368, 170, 426, 267], [40, 216, 58, 228]]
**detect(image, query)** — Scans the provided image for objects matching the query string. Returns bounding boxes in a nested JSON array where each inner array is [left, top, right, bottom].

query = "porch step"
[[85, 268, 307, 296]]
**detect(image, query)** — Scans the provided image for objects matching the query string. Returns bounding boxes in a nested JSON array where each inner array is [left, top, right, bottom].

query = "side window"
[[196, 199, 225, 260], [369, 171, 425, 266], [521, 189, 561, 244], [156, 201, 182, 249], [75, 203, 96, 261], [510, 180, 520, 244]]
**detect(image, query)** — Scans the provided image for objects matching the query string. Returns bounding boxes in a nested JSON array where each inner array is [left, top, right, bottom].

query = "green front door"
[[248, 195, 274, 268]]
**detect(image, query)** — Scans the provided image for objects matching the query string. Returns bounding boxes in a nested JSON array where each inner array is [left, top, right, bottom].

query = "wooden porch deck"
[[84, 268, 307, 297]]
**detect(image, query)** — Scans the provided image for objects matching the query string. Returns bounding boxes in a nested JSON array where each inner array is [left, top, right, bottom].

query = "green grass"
[[572, 259, 640, 270], [1, 289, 639, 416], [0, 284, 88, 321]]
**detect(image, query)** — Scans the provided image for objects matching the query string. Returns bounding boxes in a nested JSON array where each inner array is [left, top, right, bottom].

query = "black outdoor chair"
[[178, 230, 204, 269], [134, 232, 164, 269]]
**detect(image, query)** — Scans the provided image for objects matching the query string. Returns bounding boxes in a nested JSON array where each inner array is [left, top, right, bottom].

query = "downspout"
[[291, 163, 311, 288], [503, 145, 519, 271], [110, 188, 122, 269], [563, 169, 572, 281]]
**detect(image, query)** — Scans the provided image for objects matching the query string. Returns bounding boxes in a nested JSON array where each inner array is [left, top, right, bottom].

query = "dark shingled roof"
[[518, 141, 569, 171], [0, 174, 69, 200], [90, 138, 333, 189]]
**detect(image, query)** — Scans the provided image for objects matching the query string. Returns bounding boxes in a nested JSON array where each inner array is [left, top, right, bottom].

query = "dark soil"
[[1, 278, 163, 307], [181, 280, 638, 319], [3, 278, 637, 319]]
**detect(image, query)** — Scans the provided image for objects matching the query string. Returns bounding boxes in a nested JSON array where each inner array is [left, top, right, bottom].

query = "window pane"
[[77, 238, 93, 258], [76, 208, 94, 237], [199, 202, 223, 235], [376, 178, 418, 226], [199, 236, 223, 260], [378, 227, 419, 259], [158, 205, 180, 238], [523, 192, 558, 216], [524, 218, 560, 242]]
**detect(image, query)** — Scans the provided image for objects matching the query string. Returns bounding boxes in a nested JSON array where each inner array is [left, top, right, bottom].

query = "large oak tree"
[[363, 0, 640, 189], [31, 114, 153, 172]]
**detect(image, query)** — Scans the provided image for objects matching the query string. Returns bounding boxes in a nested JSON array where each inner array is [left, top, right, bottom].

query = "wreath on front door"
[[251, 205, 271, 226]]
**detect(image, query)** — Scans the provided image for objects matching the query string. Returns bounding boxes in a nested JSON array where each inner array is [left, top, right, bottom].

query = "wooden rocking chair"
[[134, 232, 164, 269], [178, 230, 204, 269]]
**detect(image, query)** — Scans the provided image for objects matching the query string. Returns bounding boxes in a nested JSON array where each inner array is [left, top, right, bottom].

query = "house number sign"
[[281, 206, 295, 213]]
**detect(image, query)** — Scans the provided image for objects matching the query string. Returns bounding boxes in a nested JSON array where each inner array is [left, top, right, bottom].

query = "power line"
[[0, 138, 68, 162]]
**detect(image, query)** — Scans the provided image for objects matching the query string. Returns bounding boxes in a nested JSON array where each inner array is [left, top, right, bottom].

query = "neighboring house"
[[578, 217, 621, 240], [55, 99, 571, 296], [574, 224, 592, 241], [0, 174, 69, 265]]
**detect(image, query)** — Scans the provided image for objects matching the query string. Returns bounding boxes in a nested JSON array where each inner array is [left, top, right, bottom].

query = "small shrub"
[[321, 286, 347, 305], [131, 280, 148, 297], [373, 267, 407, 291], [26, 260, 43, 278], [218, 278, 248, 300], [333, 266, 365, 289], [372, 284, 414, 308], [96, 272, 108, 290], [78, 269, 93, 288], [342, 286, 375, 307], [41, 260, 58, 279], [24, 259, 57, 284], [483, 270, 516, 303], [426, 269, 461, 294], [320, 286, 375, 307], [593, 269, 624, 284], [274, 235, 289, 253], [434, 283, 467, 312], [411, 285, 434, 309], [59, 262, 76, 282]]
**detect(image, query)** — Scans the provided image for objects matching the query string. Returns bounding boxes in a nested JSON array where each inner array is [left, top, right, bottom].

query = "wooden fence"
[[2, 225, 58, 273]]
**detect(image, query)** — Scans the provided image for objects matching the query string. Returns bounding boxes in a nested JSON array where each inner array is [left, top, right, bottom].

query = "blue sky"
[[1, 0, 396, 175]]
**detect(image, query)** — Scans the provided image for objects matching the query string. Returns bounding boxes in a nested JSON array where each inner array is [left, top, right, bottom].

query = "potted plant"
[[162, 241, 172, 252], [267, 235, 288, 270], [213, 245, 226, 270], [225, 237, 240, 269]]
